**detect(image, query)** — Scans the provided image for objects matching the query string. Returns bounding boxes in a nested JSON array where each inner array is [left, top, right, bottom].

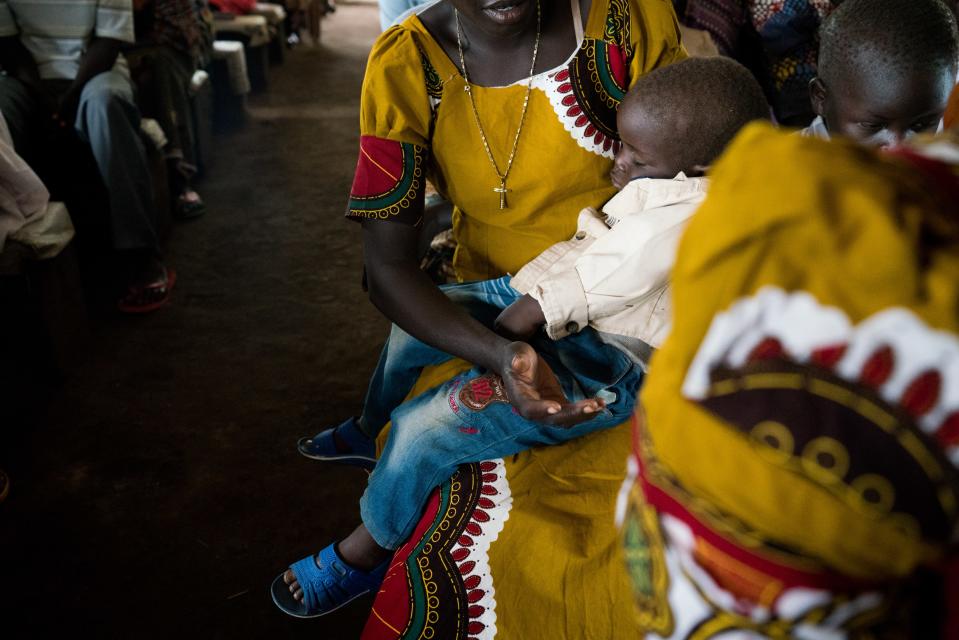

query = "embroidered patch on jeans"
[[459, 373, 510, 411]]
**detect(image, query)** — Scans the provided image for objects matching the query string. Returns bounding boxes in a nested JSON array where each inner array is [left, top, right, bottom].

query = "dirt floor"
[[0, 3, 391, 637]]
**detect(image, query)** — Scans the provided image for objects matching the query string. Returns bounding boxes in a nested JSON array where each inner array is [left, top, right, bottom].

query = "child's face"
[[611, 102, 687, 189], [812, 63, 956, 149]]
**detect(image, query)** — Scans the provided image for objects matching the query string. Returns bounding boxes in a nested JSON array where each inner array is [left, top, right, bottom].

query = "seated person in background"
[[678, 0, 837, 127], [207, 0, 255, 13], [273, 56, 771, 620], [128, 0, 208, 219], [804, 0, 958, 147], [0, 0, 175, 313]]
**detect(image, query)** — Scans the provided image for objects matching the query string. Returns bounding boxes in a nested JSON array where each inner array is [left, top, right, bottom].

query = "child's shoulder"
[[603, 174, 709, 217]]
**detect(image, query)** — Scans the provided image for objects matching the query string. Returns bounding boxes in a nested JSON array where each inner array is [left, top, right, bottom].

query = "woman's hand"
[[496, 341, 605, 428], [494, 294, 546, 341], [363, 222, 602, 427]]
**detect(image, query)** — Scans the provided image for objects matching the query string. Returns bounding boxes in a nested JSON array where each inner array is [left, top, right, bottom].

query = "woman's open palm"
[[499, 342, 605, 428]]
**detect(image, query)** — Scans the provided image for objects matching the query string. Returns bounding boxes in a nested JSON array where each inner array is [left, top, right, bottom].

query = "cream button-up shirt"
[[509, 174, 708, 348]]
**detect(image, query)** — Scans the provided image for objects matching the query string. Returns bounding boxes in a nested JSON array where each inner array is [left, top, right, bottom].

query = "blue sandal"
[[270, 543, 389, 618], [297, 417, 377, 471]]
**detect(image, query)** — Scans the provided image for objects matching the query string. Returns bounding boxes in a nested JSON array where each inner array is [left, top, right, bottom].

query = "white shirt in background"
[[0, 0, 134, 81]]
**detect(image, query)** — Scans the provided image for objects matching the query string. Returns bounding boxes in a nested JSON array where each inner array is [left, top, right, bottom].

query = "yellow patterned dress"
[[621, 124, 959, 639], [345, 0, 685, 281]]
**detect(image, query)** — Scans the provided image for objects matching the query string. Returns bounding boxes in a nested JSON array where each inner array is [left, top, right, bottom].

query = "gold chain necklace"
[[455, 1, 541, 210]]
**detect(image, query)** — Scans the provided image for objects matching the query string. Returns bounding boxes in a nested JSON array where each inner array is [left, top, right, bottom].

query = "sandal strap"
[[301, 416, 375, 460], [288, 544, 387, 614], [333, 417, 374, 455]]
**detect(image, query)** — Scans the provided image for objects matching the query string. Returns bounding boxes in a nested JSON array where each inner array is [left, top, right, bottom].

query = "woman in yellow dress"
[[340, 0, 685, 421], [276, 0, 687, 630]]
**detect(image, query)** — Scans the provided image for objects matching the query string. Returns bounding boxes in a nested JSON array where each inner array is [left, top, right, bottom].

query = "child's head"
[[812, 0, 959, 148], [611, 57, 769, 189]]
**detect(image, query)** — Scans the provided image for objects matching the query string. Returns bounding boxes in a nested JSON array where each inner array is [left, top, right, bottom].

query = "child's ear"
[[809, 78, 828, 117]]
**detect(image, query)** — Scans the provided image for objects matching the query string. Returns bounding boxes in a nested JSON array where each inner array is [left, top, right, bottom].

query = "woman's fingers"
[[541, 398, 606, 427], [515, 397, 564, 420], [509, 391, 605, 425]]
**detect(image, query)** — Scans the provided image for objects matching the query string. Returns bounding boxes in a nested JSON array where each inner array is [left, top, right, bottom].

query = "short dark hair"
[[819, 0, 959, 85], [622, 57, 770, 169]]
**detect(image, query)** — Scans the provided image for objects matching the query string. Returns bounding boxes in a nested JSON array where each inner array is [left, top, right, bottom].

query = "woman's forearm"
[[362, 220, 603, 426], [363, 222, 511, 373]]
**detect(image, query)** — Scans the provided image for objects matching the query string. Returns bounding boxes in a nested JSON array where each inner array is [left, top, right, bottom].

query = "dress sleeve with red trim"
[[346, 26, 433, 226]]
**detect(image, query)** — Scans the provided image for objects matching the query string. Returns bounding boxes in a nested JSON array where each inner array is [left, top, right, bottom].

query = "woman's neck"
[[420, 0, 589, 87]]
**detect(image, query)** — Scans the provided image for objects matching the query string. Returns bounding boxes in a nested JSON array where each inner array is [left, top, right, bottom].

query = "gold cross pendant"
[[493, 180, 509, 209]]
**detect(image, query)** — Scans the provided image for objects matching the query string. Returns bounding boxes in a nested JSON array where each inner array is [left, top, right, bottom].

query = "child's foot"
[[271, 526, 391, 618], [297, 416, 377, 470]]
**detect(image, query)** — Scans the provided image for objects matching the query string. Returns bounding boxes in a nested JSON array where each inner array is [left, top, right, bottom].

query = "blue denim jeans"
[[357, 277, 644, 549], [357, 277, 524, 438]]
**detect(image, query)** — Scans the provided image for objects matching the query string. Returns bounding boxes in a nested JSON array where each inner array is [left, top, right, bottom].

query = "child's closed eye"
[[910, 117, 940, 132], [857, 121, 884, 133]]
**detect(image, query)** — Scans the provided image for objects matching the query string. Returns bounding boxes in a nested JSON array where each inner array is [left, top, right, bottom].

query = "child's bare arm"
[[494, 294, 547, 341]]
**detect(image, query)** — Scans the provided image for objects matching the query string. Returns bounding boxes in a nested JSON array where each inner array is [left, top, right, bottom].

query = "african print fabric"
[[348, 136, 427, 225], [682, 0, 837, 125], [622, 123, 959, 639], [749, 0, 834, 125], [681, 0, 745, 56], [363, 461, 512, 640], [362, 358, 646, 639], [152, 0, 204, 63]]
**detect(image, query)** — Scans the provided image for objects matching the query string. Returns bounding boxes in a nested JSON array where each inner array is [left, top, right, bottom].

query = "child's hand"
[[496, 341, 605, 428], [494, 294, 547, 341]]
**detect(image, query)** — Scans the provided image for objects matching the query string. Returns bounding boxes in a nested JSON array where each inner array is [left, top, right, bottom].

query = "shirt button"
[[565, 321, 580, 333], [574, 231, 587, 240]]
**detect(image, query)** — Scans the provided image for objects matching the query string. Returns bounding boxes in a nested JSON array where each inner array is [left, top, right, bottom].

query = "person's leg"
[[360, 275, 521, 435], [359, 328, 642, 549], [75, 69, 175, 309], [355, 323, 458, 435], [0, 74, 48, 168], [308, 0, 321, 42], [150, 48, 205, 217], [280, 329, 643, 611], [295, 321, 458, 465], [280, 522, 389, 605], [303, 275, 522, 462], [281, 368, 497, 607], [75, 70, 160, 258]]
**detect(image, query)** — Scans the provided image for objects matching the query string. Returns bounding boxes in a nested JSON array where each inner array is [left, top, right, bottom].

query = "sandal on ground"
[[297, 416, 376, 470], [175, 191, 207, 220], [117, 266, 177, 314], [271, 543, 388, 618]]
